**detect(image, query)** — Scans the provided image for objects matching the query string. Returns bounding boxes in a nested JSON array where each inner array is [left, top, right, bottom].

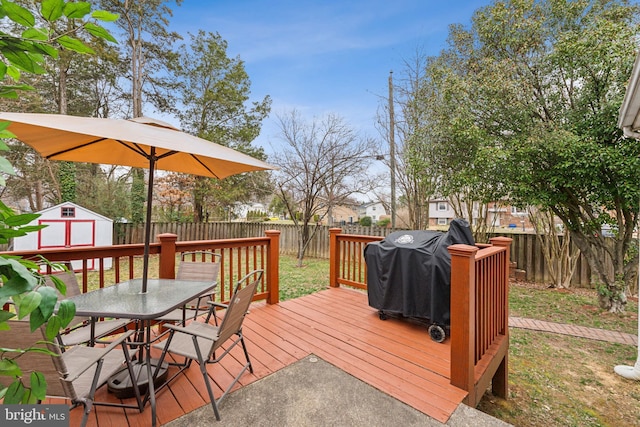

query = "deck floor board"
[[61, 287, 466, 426]]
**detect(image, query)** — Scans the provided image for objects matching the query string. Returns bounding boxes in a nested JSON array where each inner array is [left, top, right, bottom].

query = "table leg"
[[107, 320, 168, 408]]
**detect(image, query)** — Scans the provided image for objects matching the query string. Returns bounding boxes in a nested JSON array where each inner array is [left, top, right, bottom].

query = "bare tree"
[[529, 208, 580, 289], [271, 110, 376, 266]]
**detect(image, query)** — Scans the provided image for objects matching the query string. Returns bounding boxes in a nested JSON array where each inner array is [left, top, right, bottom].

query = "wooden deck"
[[61, 287, 468, 426]]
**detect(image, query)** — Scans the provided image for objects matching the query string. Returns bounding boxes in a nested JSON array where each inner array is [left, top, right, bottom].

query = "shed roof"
[[37, 202, 113, 223]]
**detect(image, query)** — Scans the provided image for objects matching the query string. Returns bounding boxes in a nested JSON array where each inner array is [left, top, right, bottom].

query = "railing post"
[[329, 228, 342, 288], [157, 233, 177, 279], [488, 236, 512, 399], [265, 230, 280, 304], [448, 243, 478, 405]]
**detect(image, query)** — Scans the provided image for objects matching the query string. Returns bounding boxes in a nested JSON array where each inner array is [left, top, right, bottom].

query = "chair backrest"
[[0, 320, 74, 399], [177, 251, 221, 282], [178, 252, 221, 308], [210, 270, 263, 355], [43, 269, 90, 327]]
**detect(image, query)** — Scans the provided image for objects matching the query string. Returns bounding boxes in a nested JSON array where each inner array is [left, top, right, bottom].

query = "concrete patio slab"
[[165, 354, 510, 427]]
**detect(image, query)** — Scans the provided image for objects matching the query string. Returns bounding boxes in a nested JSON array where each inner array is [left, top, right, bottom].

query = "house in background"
[[319, 204, 359, 226], [232, 201, 267, 220], [428, 199, 534, 230], [429, 199, 456, 227], [357, 201, 387, 223], [12, 202, 113, 270]]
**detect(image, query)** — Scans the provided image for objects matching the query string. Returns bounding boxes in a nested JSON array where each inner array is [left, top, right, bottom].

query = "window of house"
[[61, 207, 76, 218], [438, 202, 447, 211], [437, 217, 448, 225], [511, 206, 526, 215]]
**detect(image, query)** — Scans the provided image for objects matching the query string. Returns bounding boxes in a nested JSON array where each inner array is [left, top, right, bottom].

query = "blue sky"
[[166, 1, 492, 156]]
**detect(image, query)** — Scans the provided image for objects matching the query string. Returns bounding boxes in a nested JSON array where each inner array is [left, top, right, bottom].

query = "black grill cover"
[[364, 218, 475, 325]]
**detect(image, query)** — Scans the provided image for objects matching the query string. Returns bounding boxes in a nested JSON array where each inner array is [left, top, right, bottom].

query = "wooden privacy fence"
[[114, 222, 609, 287], [328, 228, 512, 407]]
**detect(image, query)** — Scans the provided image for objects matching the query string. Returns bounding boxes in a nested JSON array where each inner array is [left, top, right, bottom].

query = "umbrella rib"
[[123, 145, 222, 179], [188, 153, 221, 179], [126, 141, 153, 159], [44, 137, 108, 159], [32, 131, 229, 180]]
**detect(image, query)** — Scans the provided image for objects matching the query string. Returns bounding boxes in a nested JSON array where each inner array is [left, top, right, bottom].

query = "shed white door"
[[39, 219, 95, 269]]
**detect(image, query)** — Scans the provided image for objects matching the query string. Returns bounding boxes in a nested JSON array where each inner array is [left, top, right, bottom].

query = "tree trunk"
[[571, 232, 628, 313]]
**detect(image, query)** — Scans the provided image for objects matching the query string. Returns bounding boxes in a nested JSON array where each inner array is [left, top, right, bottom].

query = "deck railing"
[[448, 237, 511, 407], [329, 228, 382, 289], [328, 227, 512, 407], [2, 230, 281, 305]]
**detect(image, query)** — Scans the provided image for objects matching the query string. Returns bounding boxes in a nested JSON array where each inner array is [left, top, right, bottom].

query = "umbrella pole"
[[141, 147, 156, 294]]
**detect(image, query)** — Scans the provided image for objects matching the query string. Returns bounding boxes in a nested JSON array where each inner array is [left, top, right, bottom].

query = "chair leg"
[[239, 334, 253, 374], [192, 335, 221, 421], [79, 400, 92, 427]]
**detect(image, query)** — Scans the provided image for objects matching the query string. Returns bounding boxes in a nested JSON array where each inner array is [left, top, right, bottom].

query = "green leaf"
[[0, 84, 34, 93], [31, 41, 59, 59], [2, 47, 45, 74], [0, 156, 15, 175], [2, 0, 35, 27], [5, 213, 39, 227], [0, 259, 36, 298], [0, 358, 21, 377], [35, 286, 57, 320], [47, 274, 66, 295], [5, 213, 38, 227], [21, 387, 37, 404], [29, 307, 46, 330], [44, 315, 61, 341], [3, 380, 25, 404], [0, 61, 6, 80], [0, 310, 15, 322], [29, 372, 46, 400], [84, 22, 117, 43], [56, 300, 75, 328], [15, 291, 41, 319], [22, 28, 48, 41], [56, 35, 94, 54], [6, 64, 21, 81], [91, 10, 119, 22], [18, 225, 47, 233], [63, 1, 91, 19], [41, 0, 64, 21]]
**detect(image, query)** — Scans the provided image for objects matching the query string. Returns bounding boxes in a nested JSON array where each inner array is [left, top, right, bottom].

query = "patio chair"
[[153, 269, 263, 421], [43, 268, 132, 347], [155, 251, 221, 325], [0, 320, 143, 427]]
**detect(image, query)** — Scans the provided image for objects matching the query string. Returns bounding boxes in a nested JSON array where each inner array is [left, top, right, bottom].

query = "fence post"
[[448, 243, 478, 405], [329, 228, 342, 288], [265, 230, 280, 304], [158, 233, 177, 279], [488, 236, 512, 399]]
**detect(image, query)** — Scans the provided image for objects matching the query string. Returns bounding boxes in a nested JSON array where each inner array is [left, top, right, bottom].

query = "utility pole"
[[388, 70, 396, 228]]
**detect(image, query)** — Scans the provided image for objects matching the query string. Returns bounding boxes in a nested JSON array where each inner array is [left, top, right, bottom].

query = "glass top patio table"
[[67, 278, 216, 320], [66, 278, 217, 427]]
